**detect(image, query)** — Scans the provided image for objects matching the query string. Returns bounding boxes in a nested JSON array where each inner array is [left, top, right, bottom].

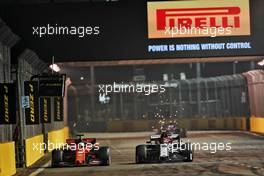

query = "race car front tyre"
[[98, 146, 110, 166], [136, 145, 147, 164], [51, 149, 63, 167]]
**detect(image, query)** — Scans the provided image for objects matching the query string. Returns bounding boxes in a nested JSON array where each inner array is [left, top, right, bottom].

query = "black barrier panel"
[[54, 97, 63, 121], [40, 97, 51, 123], [24, 81, 39, 125], [38, 75, 65, 97], [0, 83, 16, 124]]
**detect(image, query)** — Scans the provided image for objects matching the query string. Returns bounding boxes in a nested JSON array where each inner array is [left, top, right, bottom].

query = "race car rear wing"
[[150, 134, 161, 141], [150, 133, 179, 141], [170, 133, 179, 139]]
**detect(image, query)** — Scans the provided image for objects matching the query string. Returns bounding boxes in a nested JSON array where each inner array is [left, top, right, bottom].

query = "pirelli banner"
[[0, 83, 16, 124], [24, 81, 39, 125], [54, 97, 63, 122], [40, 97, 51, 123], [147, 0, 250, 38]]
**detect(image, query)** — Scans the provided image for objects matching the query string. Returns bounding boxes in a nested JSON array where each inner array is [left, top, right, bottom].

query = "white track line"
[[28, 161, 50, 176]]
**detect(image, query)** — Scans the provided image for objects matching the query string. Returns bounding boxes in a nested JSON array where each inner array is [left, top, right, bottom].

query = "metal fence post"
[[90, 66, 95, 120], [196, 63, 201, 117]]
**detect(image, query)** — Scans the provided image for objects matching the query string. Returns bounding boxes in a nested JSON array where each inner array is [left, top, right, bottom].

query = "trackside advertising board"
[[24, 81, 40, 125], [0, 0, 263, 61], [54, 97, 63, 122], [40, 97, 51, 123], [147, 0, 250, 38], [0, 83, 16, 124]]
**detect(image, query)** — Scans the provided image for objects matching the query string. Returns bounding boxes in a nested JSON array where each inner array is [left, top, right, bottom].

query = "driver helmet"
[[167, 124, 176, 132], [78, 142, 85, 150], [161, 132, 168, 138]]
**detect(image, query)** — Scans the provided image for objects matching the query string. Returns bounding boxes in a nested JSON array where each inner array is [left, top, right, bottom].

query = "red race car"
[[51, 134, 110, 167]]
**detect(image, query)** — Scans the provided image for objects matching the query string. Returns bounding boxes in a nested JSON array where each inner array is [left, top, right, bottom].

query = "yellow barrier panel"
[[242, 118, 247, 130], [199, 118, 209, 130], [130, 120, 149, 131], [48, 127, 69, 152], [178, 119, 190, 129], [223, 118, 233, 130], [215, 118, 225, 129], [107, 121, 123, 132], [25, 135, 44, 167], [23, 127, 69, 167], [0, 142, 16, 176], [235, 118, 246, 130], [64, 127, 69, 140], [250, 117, 264, 133]]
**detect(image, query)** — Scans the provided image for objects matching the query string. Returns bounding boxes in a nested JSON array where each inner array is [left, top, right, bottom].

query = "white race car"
[[136, 132, 193, 163]]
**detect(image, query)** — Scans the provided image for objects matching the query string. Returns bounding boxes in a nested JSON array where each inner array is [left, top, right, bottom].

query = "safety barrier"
[[106, 118, 247, 132], [64, 126, 69, 140], [250, 117, 264, 133], [24, 135, 44, 167], [47, 127, 69, 152], [0, 142, 16, 176], [186, 117, 246, 130], [107, 121, 124, 132], [24, 127, 69, 167]]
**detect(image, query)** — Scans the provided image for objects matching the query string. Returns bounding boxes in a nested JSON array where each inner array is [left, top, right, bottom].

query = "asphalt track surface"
[[35, 131, 264, 176]]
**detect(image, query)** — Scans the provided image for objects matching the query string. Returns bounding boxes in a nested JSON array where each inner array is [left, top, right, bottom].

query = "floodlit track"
[[35, 131, 264, 176]]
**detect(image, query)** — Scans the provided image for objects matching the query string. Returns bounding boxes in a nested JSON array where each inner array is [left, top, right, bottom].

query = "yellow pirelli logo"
[[4, 85, 9, 123]]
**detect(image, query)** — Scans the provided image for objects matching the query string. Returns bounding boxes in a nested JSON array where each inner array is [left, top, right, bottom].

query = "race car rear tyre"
[[136, 145, 147, 164], [51, 149, 63, 167], [98, 146, 110, 166], [184, 150, 193, 162], [180, 128, 187, 138], [181, 143, 193, 162]]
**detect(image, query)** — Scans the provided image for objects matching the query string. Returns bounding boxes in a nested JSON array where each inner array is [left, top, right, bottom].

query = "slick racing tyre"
[[136, 145, 147, 164], [181, 143, 193, 162], [98, 146, 110, 166], [180, 128, 187, 138], [51, 149, 64, 167], [184, 150, 193, 162]]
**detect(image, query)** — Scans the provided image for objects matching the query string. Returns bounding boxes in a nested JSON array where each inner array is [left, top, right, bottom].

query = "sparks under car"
[[135, 131, 193, 163], [51, 135, 110, 167], [157, 119, 187, 138]]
